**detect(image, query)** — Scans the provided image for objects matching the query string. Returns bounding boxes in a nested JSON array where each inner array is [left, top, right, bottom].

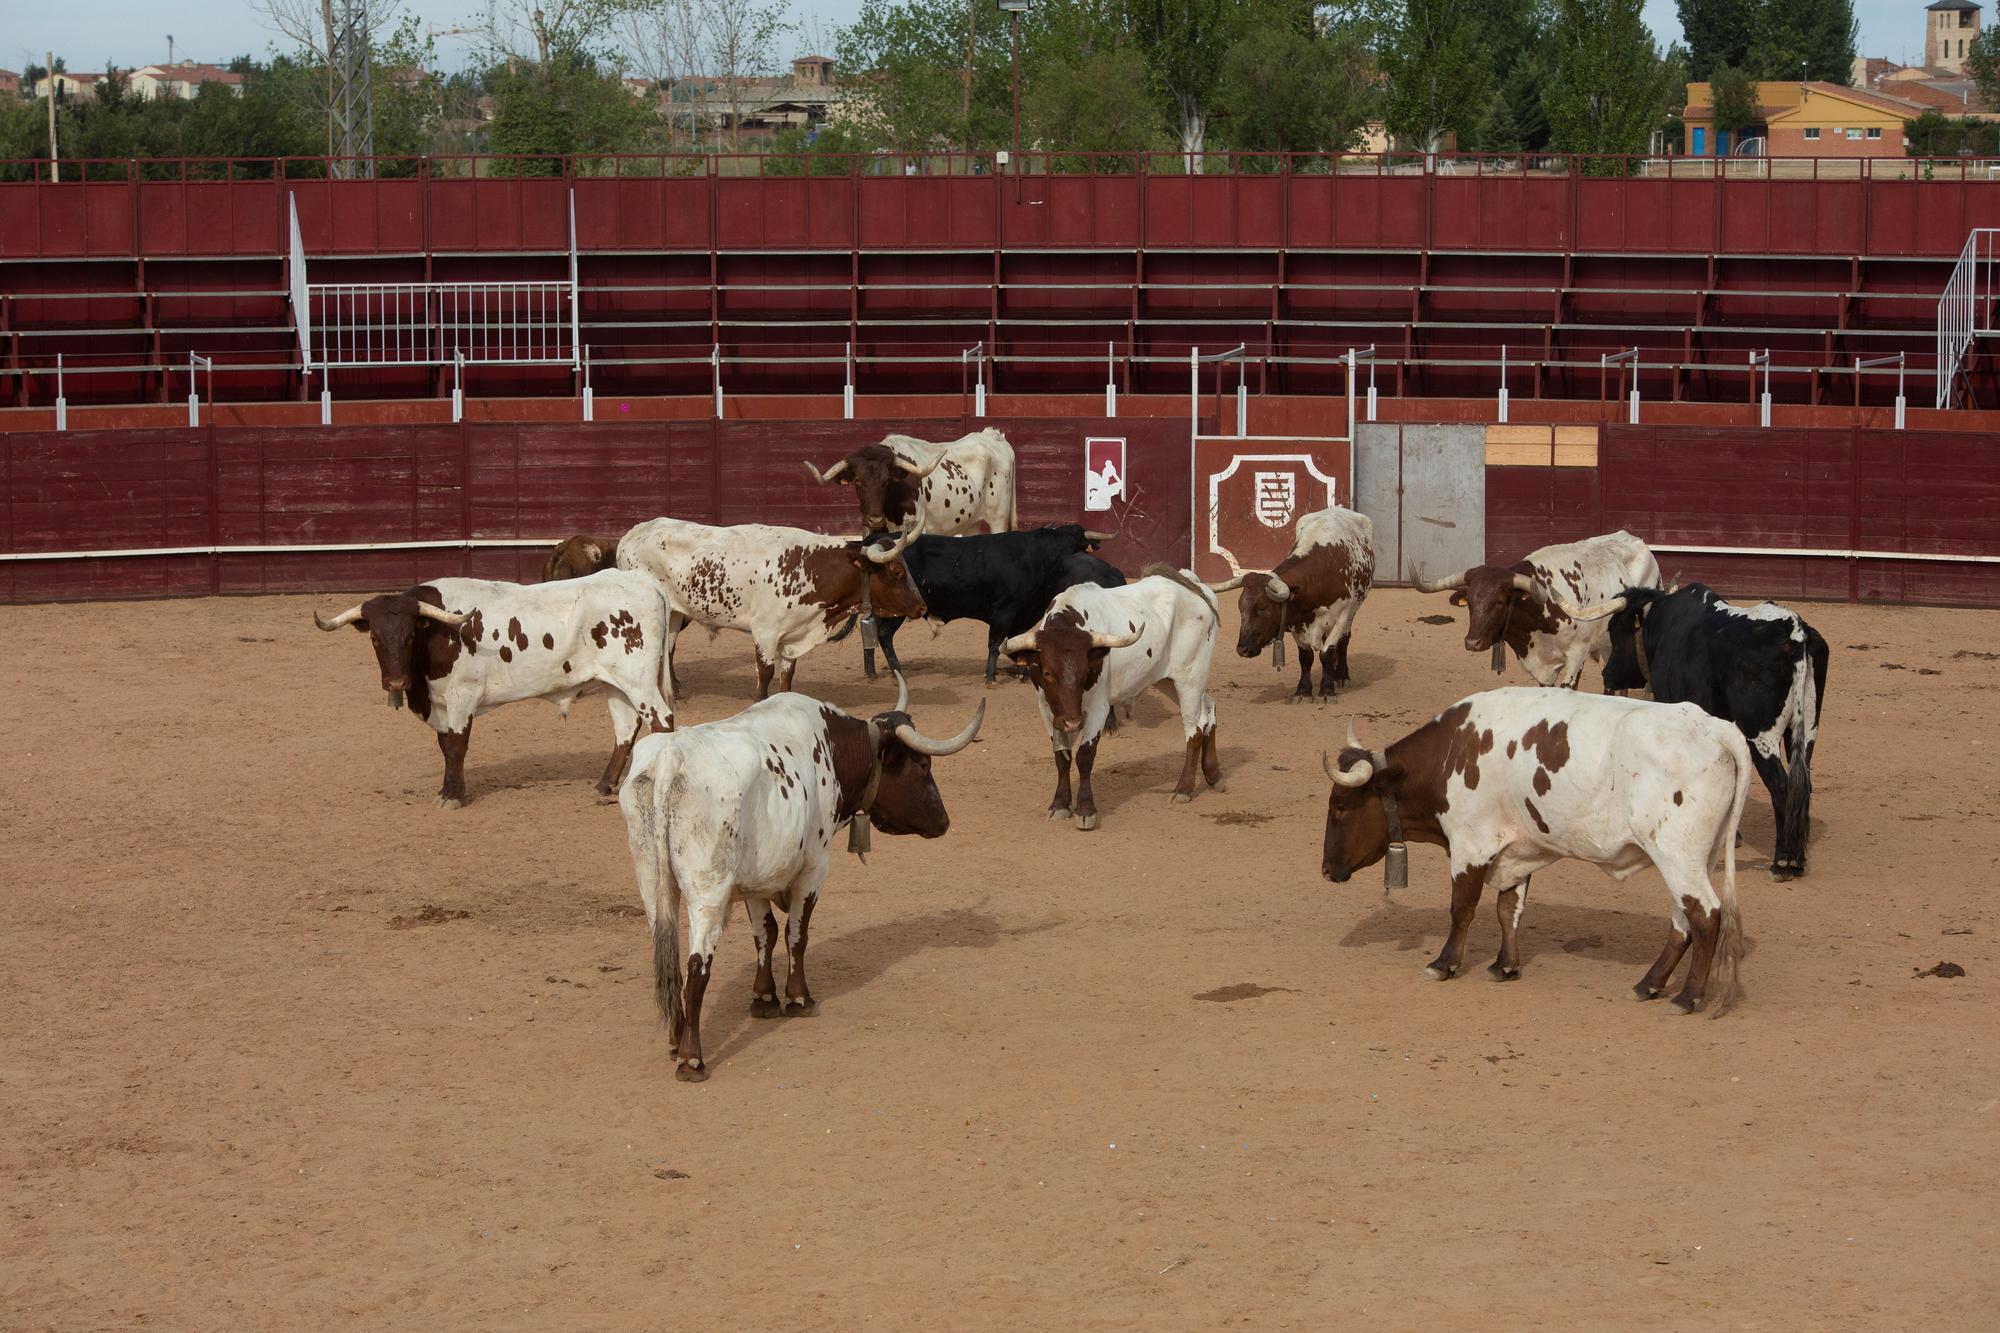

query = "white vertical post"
[[1345, 350, 1356, 500], [187, 353, 201, 427], [975, 347, 986, 418], [844, 341, 855, 419], [712, 343, 723, 419], [581, 344, 594, 422], [321, 386, 333, 425], [1895, 351, 1907, 429], [1497, 343, 1509, 423], [55, 353, 67, 431], [1105, 341, 1116, 418], [1189, 346, 1200, 439], [452, 350, 464, 423], [1235, 361, 1246, 437], [1366, 358, 1378, 421]]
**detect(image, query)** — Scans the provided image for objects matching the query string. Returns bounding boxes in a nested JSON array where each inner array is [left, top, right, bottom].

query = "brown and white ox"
[[1207, 505, 1374, 702], [804, 427, 1017, 536], [1412, 530, 1661, 689], [616, 516, 928, 699], [542, 534, 620, 583], [1003, 566, 1223, 830], [313, 570, 675, 808], [619, 677, 983, 1081], [1321, 688, 1750, 1013]]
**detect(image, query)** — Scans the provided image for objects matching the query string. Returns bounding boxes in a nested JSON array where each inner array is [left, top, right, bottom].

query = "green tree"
[[1378, 0, 1493, 155], [836, 0, 1016, 152], [1709, 63, 1760, 137], [1966, 27, 2000, 113], [1748, 0, 1856, 83], [1542, 0, 1680, 164], [1024, 44, 1160, 166], [487, 56, 656, 169], [1212, 26, 1371, 157], [1677, 0, 1756, 82]]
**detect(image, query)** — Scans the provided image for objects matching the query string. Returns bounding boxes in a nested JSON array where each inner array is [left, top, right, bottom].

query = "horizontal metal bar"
[[0, 538, 560, 563]]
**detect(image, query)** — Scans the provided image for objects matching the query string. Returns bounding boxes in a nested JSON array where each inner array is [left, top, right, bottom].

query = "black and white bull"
[[1206, 505, 1374, 702], [1562, 583, 1829, 880], [1321, 689, 1750, 1013], [1413, 530, 1661, 689], [616, 516, 928, 699], [618, 676, 983, 1082], [869, 523, 1120, 683], [313, 570, 675, 808], [803, 427, 1018, 536]]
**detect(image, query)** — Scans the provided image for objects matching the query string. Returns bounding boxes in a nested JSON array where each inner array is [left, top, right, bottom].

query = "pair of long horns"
[[1410, 566, 1536, 597], [997, 622, 1144, 655], [861, 511, 926, 563], [1557, 593, 1627, 622], [1206, 571, 1292, 602], [877, 671, 985, 756], [313, 601, 468, 632], [802, 458, 849, 485], [1322, 719, 1376, 788], [802, 446, 944, 486]]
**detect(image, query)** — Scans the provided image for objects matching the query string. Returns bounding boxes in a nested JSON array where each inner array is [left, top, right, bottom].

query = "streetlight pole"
[[999, 1, 1030, 203]]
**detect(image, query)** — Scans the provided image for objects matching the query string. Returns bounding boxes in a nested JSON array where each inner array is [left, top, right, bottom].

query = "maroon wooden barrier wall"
[[1486, 426, 2000, 605], [0, 418, 1190, 603]]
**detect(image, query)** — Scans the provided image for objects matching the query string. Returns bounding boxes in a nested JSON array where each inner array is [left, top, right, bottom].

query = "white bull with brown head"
[[804, 427, 1018, 536]]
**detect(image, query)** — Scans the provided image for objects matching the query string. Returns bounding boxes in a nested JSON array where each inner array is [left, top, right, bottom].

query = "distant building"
[[32, 71, 107, 101], [0, 69, 21, 99], [640, 56, 849, 144], [1926, 0, 1982, 74], [130, 62, 244, 99], [1682, 81, 1923, 158]]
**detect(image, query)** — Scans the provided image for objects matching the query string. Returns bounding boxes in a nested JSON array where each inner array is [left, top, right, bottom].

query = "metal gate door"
[[1354, 423, 1486, 582]]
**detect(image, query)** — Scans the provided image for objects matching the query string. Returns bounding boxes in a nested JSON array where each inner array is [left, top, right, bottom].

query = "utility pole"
[[46, 50, 58, 183]]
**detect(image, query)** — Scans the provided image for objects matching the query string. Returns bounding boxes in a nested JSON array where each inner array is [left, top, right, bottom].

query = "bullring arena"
[[6, 155, 2000, 1326]]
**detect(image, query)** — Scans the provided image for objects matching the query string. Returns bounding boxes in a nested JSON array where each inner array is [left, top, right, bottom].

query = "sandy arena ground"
[[3, 587, 1997, 1328]]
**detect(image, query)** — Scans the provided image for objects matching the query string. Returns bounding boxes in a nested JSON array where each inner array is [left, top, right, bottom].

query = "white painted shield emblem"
[[1253, 471, 1296, 529]]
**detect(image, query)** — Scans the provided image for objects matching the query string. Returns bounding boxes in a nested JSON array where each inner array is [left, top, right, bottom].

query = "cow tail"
[[623, 753, 685, 1044], [1780, 641, 1819, 869], [1707, 730, 1753, 1017]]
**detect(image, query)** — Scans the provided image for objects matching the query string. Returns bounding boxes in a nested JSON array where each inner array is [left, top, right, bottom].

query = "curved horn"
[[1263, 573, 1293, 603], [802, 458, 848, 485], [896, 447, 946, 478], [1557, 593, 1627, 622], [864, 509, 926, 563], [1205, 575, 1248, 594], [1323, 748, 1373, 788], [1410, 565, 1470, 594], [416, 603, 470, 626], [1088, 625, 1142, 651], [313, 604, 365, 631], [894, 698, 986, 757], [1510, 572, 1540, 596], [1000, 629, 1038, 655], [1346, 718, 1363, 752], [1082, 529, 1120, 544], [891, 670, 910, 715]]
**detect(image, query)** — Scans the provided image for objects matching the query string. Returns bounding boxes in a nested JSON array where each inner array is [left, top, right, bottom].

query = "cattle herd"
[[314, 427, 1831, 1082]]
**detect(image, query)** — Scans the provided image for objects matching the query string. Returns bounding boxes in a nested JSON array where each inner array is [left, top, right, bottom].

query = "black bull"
[[1599, 582, 1830, 880], [865, 526, 1126, 683]]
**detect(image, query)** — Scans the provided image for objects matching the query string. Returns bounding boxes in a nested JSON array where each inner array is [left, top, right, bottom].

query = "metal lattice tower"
[[331, 0, 375, 179]]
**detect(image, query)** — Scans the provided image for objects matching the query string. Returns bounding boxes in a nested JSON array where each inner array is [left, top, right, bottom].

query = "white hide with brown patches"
[[1508, 530, 1660, 687], [1025, 573, 1220, 754], [407, 570, 674, 740], [1286, 506, 1375, 657], [883, 428, 1017, 534]]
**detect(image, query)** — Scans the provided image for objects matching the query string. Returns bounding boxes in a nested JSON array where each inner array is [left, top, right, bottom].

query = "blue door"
[[1693, 127, 1706, 156], [1717, 130, 1731, 157]]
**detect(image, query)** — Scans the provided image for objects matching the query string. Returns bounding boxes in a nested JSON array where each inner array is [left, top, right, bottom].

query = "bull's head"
[[1412, 564, 1551, 657], [805, 442, 943, 534], [1000, 609, 1143, 737], [1320, 720, 1396, 884], [863, 673, 986, 838], [1207, 569, 1294, 657], [850, 516, 930, 620], [314, 592, 470, 710], [542, 534, 616, 582]]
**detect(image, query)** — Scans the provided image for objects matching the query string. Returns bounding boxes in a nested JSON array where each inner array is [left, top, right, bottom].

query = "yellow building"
[[1683, 80, 1920, 158]]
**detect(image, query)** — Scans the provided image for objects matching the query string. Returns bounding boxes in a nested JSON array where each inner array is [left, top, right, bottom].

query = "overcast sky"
[[0, 1, 1953, 77]]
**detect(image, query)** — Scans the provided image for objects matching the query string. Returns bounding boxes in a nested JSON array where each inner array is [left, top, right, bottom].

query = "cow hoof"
[[435, 796, 463, 811], [1633, 982, 1663, 1001], [674, 1061, 709, 1083], [1170, 790, 1195, 804], [1771, 863, 1802, 882], [1423, 962, 1458, 981], [1487, 962, 1521, 982], [785, 1000, 821, 1018], [750, 998, 785, 1020], [1074, 812, 1099, 832], [1287, 693, 1310, 705], [1206, 779, 1227, 794], [1046, 805, 1070, 821], [1668, 994, 1701, 1016]]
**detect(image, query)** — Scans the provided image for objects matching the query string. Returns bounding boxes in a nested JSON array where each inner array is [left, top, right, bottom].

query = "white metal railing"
[[1936, 228, 2000, 408], [307, 281, 576, 369]]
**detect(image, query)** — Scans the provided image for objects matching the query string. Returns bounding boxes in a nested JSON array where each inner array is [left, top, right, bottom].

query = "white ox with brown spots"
[[616, 517, 929, 699], [1002, 565, 1223, 829], [1413, 530, 1661, 689], [804, 427, 1017, 536], [618, 677, 984, 1081], [1321, 687, 1751, 1014], [313, 570, 675, 809]]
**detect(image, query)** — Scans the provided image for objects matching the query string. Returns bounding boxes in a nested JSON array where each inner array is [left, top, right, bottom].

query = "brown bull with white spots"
[[313, 570, 675, 808], [1003, 565, 1223, 830], [1321, 687, 1751, 1014], [1412, 530, 1660, 689], [619, 676, 983, 1081], [1207, 505, 1374, 702], [804, 427, 1017, 536], [617, 516, 928, 699], [542, 533, 620, 582]]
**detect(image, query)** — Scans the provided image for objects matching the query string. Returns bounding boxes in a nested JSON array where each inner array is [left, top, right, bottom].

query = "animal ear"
[[1006, 648, 1039, 669], [1448, 591, 1469, 608], [350, 618, 371, 633]]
